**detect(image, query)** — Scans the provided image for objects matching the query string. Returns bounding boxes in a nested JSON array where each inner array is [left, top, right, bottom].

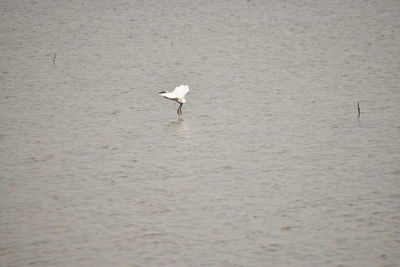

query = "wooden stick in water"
[[357, 102, 361, 117], [53, 53, 57, 65]]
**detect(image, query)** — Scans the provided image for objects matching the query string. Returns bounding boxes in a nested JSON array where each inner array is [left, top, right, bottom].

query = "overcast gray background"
[[1, 0, 400, 266]]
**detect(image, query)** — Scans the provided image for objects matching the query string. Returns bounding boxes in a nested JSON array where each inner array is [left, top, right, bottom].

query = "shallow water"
[[1, 0, 400, 266]]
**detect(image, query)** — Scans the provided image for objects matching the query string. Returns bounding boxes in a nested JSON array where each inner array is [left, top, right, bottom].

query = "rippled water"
[[1, 0, 400, 266]]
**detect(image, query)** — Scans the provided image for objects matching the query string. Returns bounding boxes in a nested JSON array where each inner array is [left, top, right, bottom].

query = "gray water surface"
[[1, 0, 400, 266]]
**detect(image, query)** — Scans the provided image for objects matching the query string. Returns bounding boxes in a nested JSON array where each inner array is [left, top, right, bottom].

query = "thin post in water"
[[53, 53, 57, 65], [357, 102, 361, 118]]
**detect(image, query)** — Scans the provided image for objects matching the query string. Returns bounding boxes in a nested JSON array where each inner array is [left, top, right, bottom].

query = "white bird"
[[158, 85, 190, 116]]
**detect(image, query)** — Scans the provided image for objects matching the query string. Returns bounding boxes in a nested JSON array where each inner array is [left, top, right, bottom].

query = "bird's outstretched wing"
[[171, 85, 189, 98]]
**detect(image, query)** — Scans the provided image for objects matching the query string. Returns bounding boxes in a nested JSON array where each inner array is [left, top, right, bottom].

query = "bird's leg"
[[177, 103, 183, 116]]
